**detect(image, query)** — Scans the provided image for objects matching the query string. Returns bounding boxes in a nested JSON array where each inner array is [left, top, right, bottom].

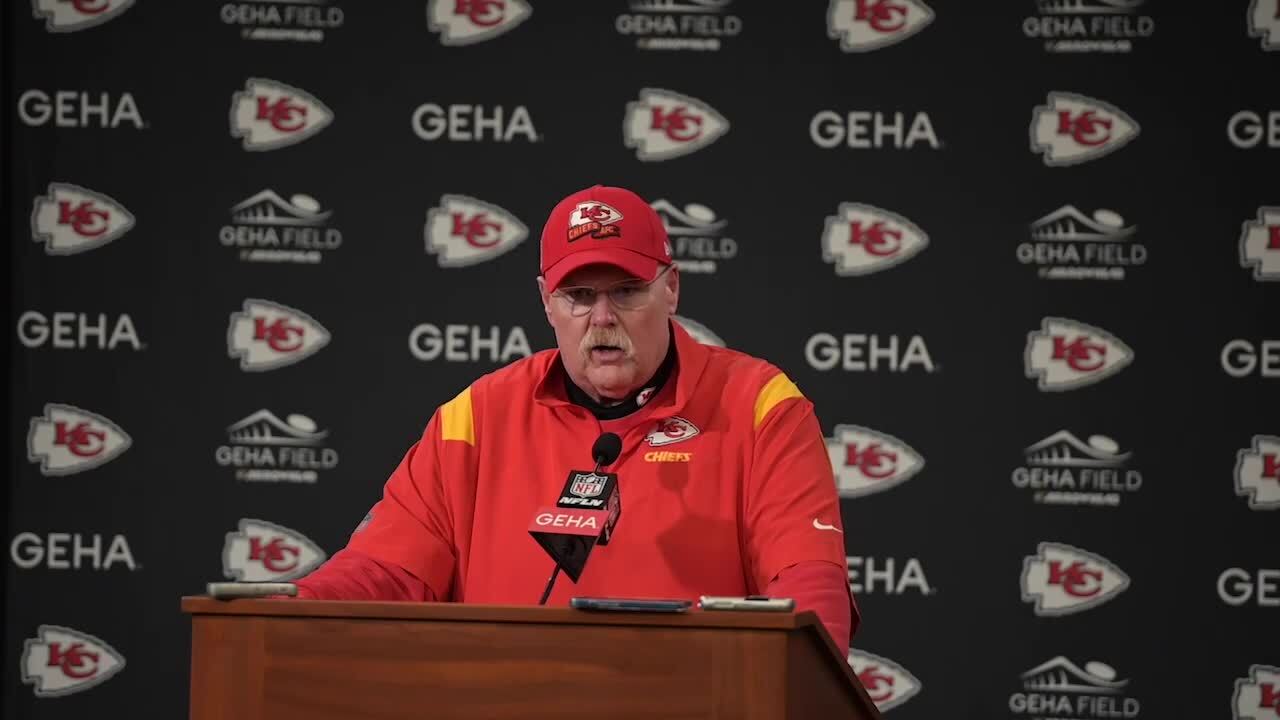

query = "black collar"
[[564, 325, 677, 420]]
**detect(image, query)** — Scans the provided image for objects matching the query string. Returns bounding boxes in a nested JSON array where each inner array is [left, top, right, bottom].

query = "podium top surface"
[[181, 596, 824, 634]]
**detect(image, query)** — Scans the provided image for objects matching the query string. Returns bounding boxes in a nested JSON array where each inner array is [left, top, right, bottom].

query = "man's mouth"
[[590, 345, 626, 362]]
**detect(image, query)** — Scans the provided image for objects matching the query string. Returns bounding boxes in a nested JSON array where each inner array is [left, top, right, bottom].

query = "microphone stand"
[[537, 453, 606, 606]]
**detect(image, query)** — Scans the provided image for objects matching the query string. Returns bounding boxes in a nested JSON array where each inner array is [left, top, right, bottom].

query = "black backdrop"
[[6, 1, 1277, 718]]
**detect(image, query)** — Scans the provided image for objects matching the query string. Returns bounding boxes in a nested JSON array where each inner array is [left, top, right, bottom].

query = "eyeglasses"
[[553, 265, 673, 317]]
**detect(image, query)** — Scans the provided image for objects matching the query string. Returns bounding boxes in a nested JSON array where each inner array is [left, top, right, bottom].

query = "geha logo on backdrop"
[[822, 203, 929, 276], [409, 324, 532, 363], [1234, 665, 1280, 720], [1021, 205, 1145, 281], [624, 88, 729, 162], [826, 424, 925, 498], [425, 195, 528, 266], [1250, 0, 1280, 50], [1218, 567, 1278, 607], [1011, 657, 1140, 720], [806, 332, 936, 373], [20, 626, 125, 698], [616, 0, 742, 52], [1221, 339, 1279, 378], [1023, 0, 1155, 54], [1014, 430, 1142, 507], [1025, 317, 1133, 391], [230, 78, 332, 151], [652, 199, 737, 275], [847, 555, 934, 596], [1031, 92, 1139, 166], [411, 103, 538, 142], [17, 89, 143, 129], [827, 0, 933, 53], [1236, 435, 1280, 510], [216, 410, 338, 484], [227, 299, 331, 371], [1240, 207, 1280, 281], [222, 189, 341, 264], [845, 650, 921, 712], [30, 183, 134, 256], [11, 532, 136, 571], [1021, 541, 1129, 616], [223, 518, 326, 582], [32, 0, 134, 32], [27, 404, 131, 477], [811, 110, 940, 150], [1228, 110, 1280, 148], [221, 0, 344, 43], [17, 312, 142, 351], [427, 0, 531, 45]]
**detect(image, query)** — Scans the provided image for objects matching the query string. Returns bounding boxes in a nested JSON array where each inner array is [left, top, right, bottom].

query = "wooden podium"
[[182, 597, 881, 720]]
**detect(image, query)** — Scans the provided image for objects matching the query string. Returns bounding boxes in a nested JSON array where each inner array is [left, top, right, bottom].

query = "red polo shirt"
[[321, 322, 855, 645]]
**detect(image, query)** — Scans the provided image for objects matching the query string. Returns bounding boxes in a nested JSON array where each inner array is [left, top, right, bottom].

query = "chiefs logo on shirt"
[[222, 518, 326, 582], [1021, 541, 1130, 616], [230, 78, 333, 152], [647, 417, 700, 447], [826, 0, 934, 53], [21, 625, 125, 697], [426, 0, 532, 46], [846, 649, 922, 711], [1030, 92, 1139, 167], [822, 202, 929, 276]]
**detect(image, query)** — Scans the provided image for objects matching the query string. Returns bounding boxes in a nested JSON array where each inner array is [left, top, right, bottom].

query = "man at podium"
[[290, 185, 858, 656]]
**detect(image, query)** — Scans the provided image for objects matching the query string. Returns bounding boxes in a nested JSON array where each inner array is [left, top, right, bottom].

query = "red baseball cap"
[[539, 185, 673, 291]]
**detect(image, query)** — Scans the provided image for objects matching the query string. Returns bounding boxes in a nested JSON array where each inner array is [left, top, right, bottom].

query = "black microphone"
[[530, 432, 623, 605]]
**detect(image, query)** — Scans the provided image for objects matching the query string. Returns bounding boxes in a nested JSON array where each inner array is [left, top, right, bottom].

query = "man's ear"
[[664, 265, 680, 314], [536, 276, 553, 324]]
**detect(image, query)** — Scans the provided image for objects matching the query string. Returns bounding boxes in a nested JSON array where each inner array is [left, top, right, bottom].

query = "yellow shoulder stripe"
[[439, 386, 475, 445], [754, 373, 803, 429]]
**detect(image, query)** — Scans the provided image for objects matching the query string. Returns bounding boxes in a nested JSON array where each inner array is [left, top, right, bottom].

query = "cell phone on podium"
[[569, 597, 692, 613], [698, 595, 795, 612], [207, 582, 297, 600]]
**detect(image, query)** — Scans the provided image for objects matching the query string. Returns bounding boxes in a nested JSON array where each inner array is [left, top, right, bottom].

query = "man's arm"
[[745, 373, 860, 655], [293, 386, 478, 601]]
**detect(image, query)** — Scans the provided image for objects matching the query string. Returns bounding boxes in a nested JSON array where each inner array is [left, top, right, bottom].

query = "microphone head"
[[592, 432, 622, 467]]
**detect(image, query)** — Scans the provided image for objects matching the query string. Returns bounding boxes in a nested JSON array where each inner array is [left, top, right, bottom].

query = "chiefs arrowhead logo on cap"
[[568, 201, 624, 242]]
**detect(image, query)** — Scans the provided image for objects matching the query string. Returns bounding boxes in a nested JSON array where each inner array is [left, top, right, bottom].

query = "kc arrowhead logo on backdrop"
[[32, 0, 135, 33], [227, 299, 330, 371], [624, 88, 729, 162], [1240, 207, 1280, 281], [426, 0, 531, 45], [1025, 317, 1133, 391], [673, 316, 726, 347], [1249, 0, 1280, 50], [846, 650, 922, 711], [822, 203, 929, 276], [230, 78, 332, 151], [425, 195, 528, 267], [1021, 542, 1129, 616], [827, 424, 925, 498], [21, 625, 125, 697], [27, 404, 131, 477], [222, 519, 326, 581], [1030, 92, 1139, 166], [827, 0, 933, 52], [1234, 665, 1280, 720], [30, 183, 134, 256], [1236, 435, 1280, 511]]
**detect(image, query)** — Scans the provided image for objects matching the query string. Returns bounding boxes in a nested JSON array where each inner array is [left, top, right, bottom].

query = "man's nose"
[[588, 293, 617, 326]]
